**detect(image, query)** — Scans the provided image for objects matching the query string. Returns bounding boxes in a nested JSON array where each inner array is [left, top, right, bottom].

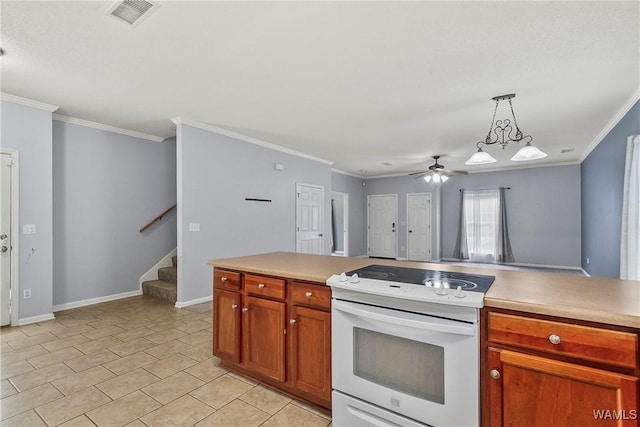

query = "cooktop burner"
[[345, 264, 495, 293]]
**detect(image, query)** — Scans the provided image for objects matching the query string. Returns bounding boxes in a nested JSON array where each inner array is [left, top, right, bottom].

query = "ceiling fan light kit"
[[466, 93, 547, 166], [409, 155, 466, 184]]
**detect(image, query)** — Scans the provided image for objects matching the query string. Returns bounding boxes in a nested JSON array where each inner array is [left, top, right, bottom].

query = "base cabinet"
[[483, 309, 639, 427], [242, 295, 286, 382], [212, 269, 332, 410]]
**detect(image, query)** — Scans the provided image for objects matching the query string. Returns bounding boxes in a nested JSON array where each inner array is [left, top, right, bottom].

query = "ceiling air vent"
[[107, 0, 157, 26]]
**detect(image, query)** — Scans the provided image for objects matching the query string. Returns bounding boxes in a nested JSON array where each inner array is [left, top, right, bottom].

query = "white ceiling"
[[1, 1, 638, 177]]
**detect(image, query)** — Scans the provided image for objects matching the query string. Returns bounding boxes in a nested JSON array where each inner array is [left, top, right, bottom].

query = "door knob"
[[0, 246, 7, 253]]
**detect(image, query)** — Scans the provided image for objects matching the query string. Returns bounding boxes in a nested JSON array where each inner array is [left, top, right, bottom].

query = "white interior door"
[[368, 194, 397, 259], [1, 153, 13, 326], [296, 183, 324, 254], [407, 193, 432, 262]]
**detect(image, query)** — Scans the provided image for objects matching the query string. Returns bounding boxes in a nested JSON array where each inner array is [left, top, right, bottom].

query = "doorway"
[[367, 194, 397, 259], [407, 193, 432, 262], [1, 150, 18, 326], [331, 192, 349, 257], [296, 183, 324, 255]]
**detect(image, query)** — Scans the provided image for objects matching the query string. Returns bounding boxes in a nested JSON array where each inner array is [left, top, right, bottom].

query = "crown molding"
[[53, 114, 165, 142], [579, 88, 640, 163], [172, 117, 334, 166], [0, 93, 59, 112], [331, 168, 365, 178]]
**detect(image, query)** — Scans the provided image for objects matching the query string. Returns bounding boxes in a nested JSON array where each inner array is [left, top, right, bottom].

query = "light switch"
[[189, 223, 200, 232], [23, 224, 36, 235]]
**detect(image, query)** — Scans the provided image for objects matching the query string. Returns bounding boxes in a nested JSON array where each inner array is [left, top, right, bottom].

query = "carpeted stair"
[[142, 255, 177, 303]]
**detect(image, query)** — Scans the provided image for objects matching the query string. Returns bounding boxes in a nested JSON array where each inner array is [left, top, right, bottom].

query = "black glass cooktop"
[[346, 264, 495, 293]]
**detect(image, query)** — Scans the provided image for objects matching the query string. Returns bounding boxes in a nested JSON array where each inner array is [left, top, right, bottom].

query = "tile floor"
[[0, 296, 332, 427]]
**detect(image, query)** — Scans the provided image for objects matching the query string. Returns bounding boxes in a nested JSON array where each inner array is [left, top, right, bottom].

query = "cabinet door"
[[487, 348, 639, 427], [289, 305, 331, 402], [213, 289, 241, 363], [242, 295, 286, 382]]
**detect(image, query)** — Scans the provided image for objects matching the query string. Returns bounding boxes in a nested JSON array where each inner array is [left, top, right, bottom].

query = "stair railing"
[[139, 204, 177, 233]]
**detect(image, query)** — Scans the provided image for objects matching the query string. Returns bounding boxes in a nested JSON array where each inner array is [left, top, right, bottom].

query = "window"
[[454, 188, 514, 263]]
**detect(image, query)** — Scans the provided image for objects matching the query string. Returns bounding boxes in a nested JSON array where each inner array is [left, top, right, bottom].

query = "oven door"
[[332, 299, 479, 427]]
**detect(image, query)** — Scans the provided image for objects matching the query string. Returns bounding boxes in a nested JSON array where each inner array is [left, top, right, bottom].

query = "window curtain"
[[453, 188, 514, 263], [620, 135, 640, 280]]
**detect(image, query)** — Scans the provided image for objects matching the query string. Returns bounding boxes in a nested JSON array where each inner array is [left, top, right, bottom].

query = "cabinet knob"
[[231, 304, 238, 310], [289, 319, 296, 325], [242, 307, 248, 313], [549, 334, 561, 345], [305, 292, 312, 299], [258, 283, 265, 289], [490, 369, 501, 379], [221, 277, 228, 282]]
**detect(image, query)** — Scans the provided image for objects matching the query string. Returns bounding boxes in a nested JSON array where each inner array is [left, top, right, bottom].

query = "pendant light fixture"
[[466, 94, 546, 165]]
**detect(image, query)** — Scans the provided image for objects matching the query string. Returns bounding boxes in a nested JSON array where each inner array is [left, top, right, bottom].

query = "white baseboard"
[[18, 313, 55, 326], [581, 268, 591, 277], [174, 295, 212, 309], [439, 258, 583, 271], [395, 257, 409, 261], [52, 290, 142, 312], [139, 248, 177, 290]]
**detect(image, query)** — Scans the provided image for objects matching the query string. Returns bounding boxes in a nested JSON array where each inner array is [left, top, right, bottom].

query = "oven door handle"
[[333, 300, 476, 336]]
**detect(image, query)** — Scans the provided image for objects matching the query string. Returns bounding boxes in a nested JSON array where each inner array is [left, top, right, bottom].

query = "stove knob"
[[453, 286, 466, 298], [339, 273, 348, 282], [434, 286, 448, 296], [350, 273, 360, 284]]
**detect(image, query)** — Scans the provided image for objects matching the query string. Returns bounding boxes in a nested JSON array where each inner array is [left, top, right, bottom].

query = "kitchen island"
[[208, 252, 640, 426]]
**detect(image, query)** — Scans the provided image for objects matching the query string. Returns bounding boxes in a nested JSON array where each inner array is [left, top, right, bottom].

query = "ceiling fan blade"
[[408, 171, 428, 176], [412, 173, 428, 179]]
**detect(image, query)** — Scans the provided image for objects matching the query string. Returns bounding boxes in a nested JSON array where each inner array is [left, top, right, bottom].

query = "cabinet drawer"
[[488, 312, 638, 369], [245, 274, 285, 300], [214, 269, 241, 291], [290, 282, 331, 310]]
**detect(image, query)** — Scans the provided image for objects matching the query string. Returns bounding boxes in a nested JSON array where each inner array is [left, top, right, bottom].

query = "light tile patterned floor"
[[0, 296, 332, 426]]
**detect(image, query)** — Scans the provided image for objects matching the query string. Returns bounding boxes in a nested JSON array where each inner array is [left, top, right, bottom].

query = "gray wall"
[[0, 101, 54, 321], [363, 175, 440, 260], [177, 124, 332, 304], [331, 172, 367, 257], [442, 165, 582, 267], [52, 121, 177, 306], [581, 101, 640, 278]]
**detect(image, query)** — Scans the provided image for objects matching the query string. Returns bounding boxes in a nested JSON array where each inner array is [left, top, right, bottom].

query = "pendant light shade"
[[510, 141, 548, 161], [465, 147, 497, 165]]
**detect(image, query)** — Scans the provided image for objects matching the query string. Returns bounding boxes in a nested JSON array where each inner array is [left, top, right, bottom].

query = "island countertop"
[[208, 252, 640, 329]]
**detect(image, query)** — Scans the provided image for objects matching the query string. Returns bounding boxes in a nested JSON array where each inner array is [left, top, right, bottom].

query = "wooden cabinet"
[[288, 282, 332, 403], [212, 269, 332, 410], [213, 288, 241, 363], [242, 295, 286, 381], [483, 309, 639, 427]]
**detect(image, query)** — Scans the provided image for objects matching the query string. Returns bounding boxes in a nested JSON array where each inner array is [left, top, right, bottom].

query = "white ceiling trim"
[[579, 88, 640, 163], [171, 117, 334, 166], [331, 168, 365, 179], [0, 93, 59, 112], [53, 114, 165, 142]]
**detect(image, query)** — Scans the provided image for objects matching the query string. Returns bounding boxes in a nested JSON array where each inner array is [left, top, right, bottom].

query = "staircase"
[[142, 255, 177, 303]]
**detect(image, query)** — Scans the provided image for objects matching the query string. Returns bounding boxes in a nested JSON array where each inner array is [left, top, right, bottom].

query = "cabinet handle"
[[231, 304, 238, 310], [242, 307, 248, 313], [305, 292, 312, 299], [289, 319, 296, 325], [258, 283, 265, 289], [221, 277, 228, 282], [549, 334, 561, 345], [490, 369, 501, 379]]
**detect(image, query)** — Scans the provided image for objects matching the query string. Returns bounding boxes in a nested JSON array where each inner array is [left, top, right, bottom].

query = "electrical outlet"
[[586, 257, 590, 264], [23, 289, 32, 299]]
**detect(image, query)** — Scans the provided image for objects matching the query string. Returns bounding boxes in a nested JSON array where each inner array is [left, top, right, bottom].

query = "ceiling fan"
[[408, 155, 468, 183]]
